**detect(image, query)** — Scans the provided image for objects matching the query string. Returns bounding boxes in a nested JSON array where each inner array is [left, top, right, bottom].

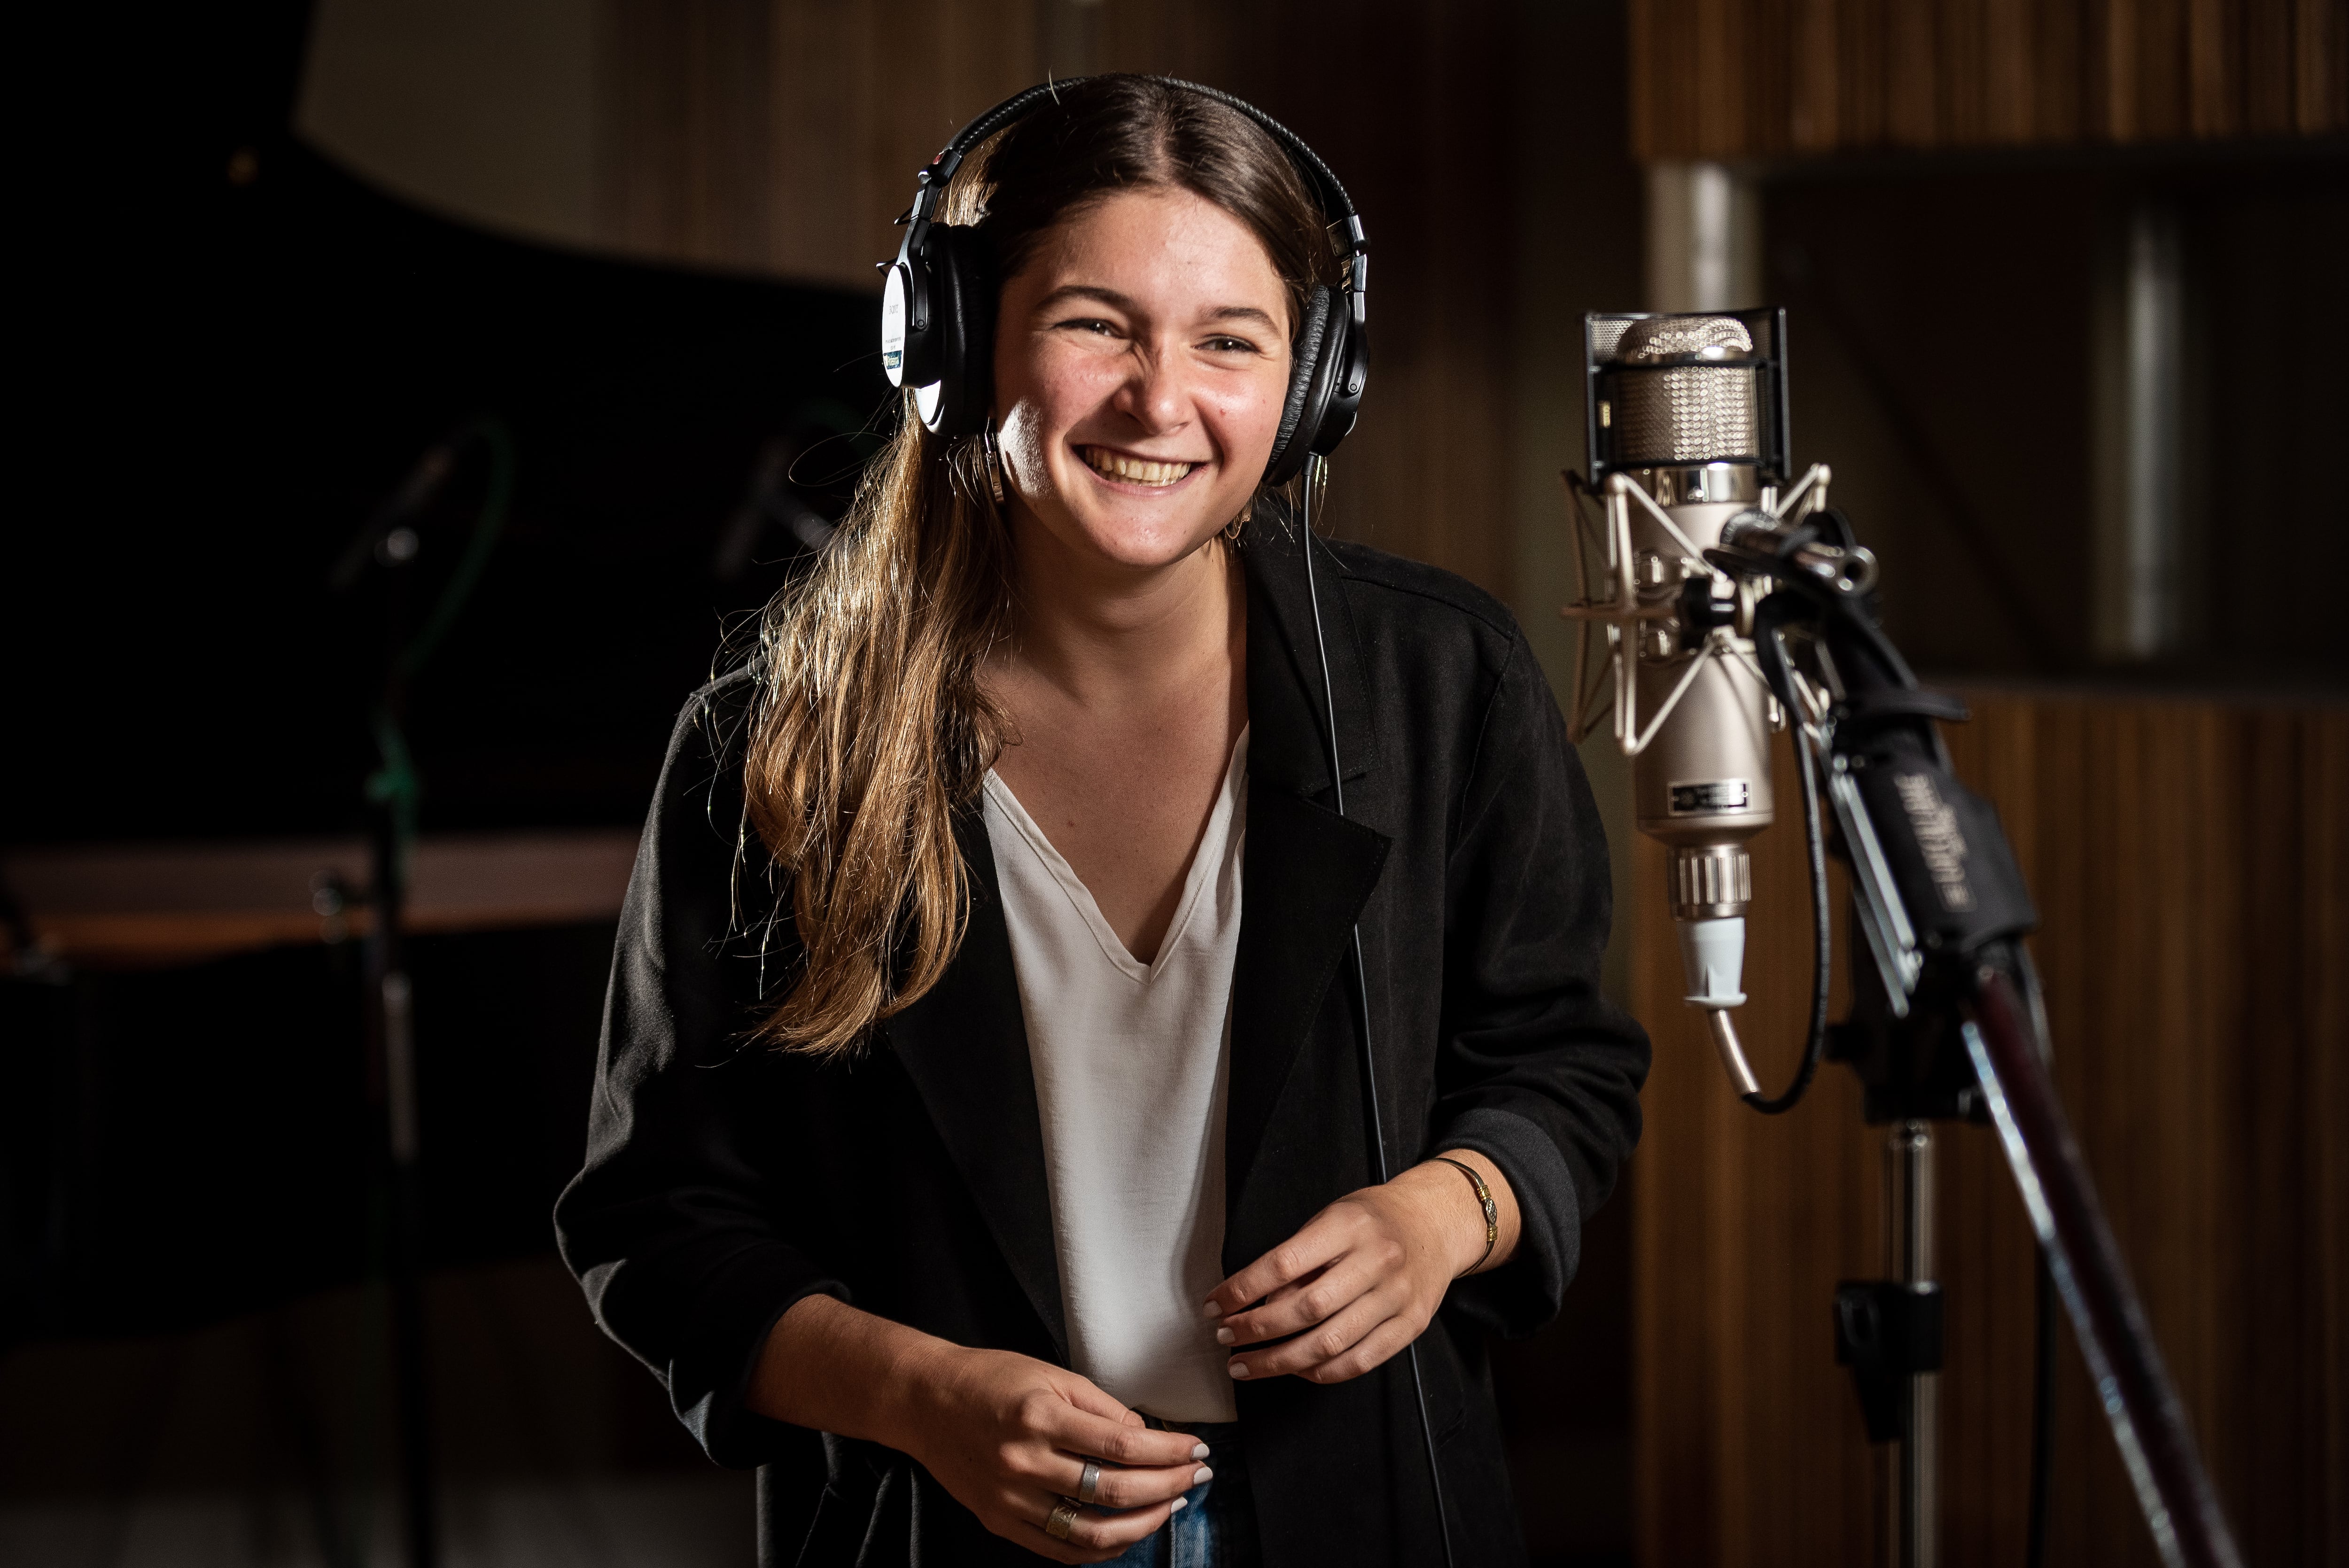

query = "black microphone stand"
[[332, 420, 513, 1568], [1714, 513, 2245, 1568], [366, 629, 436, 1568]]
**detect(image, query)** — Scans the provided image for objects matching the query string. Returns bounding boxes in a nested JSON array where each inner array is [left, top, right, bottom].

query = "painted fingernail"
[[1229, 1361, 1250, 1378], [1201, 1300, 1223, 1318], [1214, 1327, 1235, 1345], [1190, 1443, 1211, 1460], [1172, 1497, 1189, 1513], [1193, 1466, 1214, 1485]]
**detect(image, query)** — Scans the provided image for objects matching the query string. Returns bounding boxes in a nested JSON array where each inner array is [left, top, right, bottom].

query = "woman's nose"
[[1114, 341, 1191, 433]]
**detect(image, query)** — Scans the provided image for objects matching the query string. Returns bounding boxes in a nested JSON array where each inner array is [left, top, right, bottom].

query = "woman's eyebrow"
[[1034, 284, 1136, 314], [1033, 285, 1280, 332], [1203, 305, 1280, 330]]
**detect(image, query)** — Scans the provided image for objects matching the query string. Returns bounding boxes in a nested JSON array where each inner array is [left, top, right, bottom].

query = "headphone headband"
[[907, 76, 1369, 301]]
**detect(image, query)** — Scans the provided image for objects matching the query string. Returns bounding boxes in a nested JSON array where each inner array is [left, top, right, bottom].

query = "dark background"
[[9, 4, 889, 849], [4, 8, 889, 1561], [1760, 147, 2349, 684]]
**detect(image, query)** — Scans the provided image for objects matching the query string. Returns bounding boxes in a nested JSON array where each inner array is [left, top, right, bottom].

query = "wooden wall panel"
[[1215, 0, 1517, 596], [1630, 692, 2349, 1567], [589, 0, 1516, 599], [1632, 0, 2348, 157], [596, 0, 1043, 284]]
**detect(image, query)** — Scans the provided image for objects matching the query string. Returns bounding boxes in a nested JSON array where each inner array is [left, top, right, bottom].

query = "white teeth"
[[1083, 449, 1195, 487]]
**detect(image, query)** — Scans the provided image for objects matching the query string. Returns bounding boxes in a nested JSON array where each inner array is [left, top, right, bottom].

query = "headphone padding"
[[919, 226, 995, 436], [1312, 304, 1368, 456], [1267, 285, 1335, 486]]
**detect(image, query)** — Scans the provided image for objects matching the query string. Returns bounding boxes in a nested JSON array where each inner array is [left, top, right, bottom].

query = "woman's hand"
[[1201, 1151, 1517, 1386], [893, 1345, 1208, 1563], [748, 1296, 1206, 1565]]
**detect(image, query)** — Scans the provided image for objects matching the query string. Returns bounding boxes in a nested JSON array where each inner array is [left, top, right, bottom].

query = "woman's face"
[[992, 186, 1293, 574]]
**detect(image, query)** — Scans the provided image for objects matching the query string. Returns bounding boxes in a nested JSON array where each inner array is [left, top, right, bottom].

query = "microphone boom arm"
[[1703, 516, 2246, 1568]]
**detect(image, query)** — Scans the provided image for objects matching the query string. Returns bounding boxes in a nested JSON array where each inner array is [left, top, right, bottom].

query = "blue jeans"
[[1101, 1418, 1258, 1568]]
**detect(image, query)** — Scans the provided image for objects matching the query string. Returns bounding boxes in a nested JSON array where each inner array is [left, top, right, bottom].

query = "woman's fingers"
[[1227, 1289, 1402, 1381], [1054, 1374, 1140, 1427], [1205, 1181, 1461, 1382], [1291, 1308, 1424, 1385], [1216, 1252, 1380, 1349], [1011, 1491, 1183, 1563], [1203, 1202, 1359, 1319], [1051, 1451, 1210, 1509], [1034, 1402, 1203, 1472]]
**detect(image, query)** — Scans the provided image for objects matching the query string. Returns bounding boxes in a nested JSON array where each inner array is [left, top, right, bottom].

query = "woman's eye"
[[1057, 318, 1121, 337], [1203, 335, 1259, 354]]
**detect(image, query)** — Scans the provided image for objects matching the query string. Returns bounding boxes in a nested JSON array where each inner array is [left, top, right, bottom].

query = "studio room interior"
[[4, 4, 2342, 1566]]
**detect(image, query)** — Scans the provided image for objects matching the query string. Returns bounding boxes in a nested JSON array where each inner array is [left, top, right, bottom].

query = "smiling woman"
[[555, 76, 1649, 1568]]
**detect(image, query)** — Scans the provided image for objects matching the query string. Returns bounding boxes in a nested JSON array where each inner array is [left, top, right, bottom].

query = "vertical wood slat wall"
[[1631, 0, 2349, 158], [591, 0, 1516, 599], [1630, 694, 2349, 1566]]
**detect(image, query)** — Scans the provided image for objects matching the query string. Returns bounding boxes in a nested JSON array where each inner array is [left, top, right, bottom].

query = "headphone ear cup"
[[1311, 298, 1367, 457], [916, 226, 995, 436], [1265, 285, 1335, 487]]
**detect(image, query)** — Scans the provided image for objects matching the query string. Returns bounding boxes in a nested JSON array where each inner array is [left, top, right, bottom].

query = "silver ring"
[[1045, 1498, 1080, 1541], [1077, 1460, 1102, 1505]]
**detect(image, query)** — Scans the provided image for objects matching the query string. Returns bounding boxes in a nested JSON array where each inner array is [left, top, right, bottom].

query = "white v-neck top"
[[980, 729, 1248, 1422]]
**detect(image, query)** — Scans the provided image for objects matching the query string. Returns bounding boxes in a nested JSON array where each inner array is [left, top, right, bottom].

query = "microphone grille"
[[1615, 315, 1759, 466], [1621, 316, 1754, 359]]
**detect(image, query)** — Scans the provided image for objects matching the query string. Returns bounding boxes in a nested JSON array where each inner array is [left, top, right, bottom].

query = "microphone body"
[[1568, 311, 1798, 1091], [1628, 472, 1775, 1014]]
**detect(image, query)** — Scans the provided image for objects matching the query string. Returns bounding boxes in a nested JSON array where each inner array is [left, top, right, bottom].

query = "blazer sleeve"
[[1430, 630, 1651, 1338], [553, 680, 848, 1467]]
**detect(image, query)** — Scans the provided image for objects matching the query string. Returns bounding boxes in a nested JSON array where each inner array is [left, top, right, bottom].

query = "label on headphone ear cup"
[[880, 266, 910, 386]]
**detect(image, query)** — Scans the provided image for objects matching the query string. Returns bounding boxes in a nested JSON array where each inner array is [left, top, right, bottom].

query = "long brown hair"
[[741, 76, 1338, 1056]]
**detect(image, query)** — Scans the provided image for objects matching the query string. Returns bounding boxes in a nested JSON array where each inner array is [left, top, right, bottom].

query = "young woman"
[[556, 76, 1648, 1568]]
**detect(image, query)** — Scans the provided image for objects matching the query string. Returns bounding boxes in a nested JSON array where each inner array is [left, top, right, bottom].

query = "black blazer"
[[555, 530, 1650, 1567]]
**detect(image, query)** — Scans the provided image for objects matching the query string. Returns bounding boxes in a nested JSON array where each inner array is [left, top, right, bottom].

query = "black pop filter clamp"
[[1707, 511, 2245, 1568]]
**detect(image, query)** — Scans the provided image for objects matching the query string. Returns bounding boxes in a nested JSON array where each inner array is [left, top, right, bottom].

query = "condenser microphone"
[[1563, 310, 1806, 1094]]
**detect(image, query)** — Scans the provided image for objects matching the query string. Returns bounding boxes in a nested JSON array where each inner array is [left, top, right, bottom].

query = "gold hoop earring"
[[979, 419, 1008, 506]]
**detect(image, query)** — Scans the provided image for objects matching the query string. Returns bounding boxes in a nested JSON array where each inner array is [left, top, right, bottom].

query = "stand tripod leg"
[[367, 824, 437, 1568], [384, 971, 437, 1568], [1885, 1120, 1937, 1568], [1963, 970, 2242, 1568]]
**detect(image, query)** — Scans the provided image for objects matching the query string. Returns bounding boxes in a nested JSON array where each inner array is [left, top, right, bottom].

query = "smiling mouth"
[[1081, 447, 1198, 488]]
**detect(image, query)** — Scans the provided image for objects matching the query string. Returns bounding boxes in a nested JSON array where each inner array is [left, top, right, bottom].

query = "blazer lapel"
[[882, 810, 1067, 1360], [1226, 530, 1393, 1210]]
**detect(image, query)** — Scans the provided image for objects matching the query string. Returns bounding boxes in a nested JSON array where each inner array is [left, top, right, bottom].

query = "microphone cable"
[[1296, 456, 1458, 1568], [2028, 1241, 2055, 1568], [2016, 947, 2057, 1568], [1739, 619, 1833, 1116]]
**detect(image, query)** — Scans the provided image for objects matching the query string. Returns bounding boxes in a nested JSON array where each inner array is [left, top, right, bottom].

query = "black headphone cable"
[[1297, 455, 1459, 1568]]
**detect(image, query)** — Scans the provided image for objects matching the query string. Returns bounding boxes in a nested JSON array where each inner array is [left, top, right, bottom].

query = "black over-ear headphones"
[[878, 77, 1370, 488]]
